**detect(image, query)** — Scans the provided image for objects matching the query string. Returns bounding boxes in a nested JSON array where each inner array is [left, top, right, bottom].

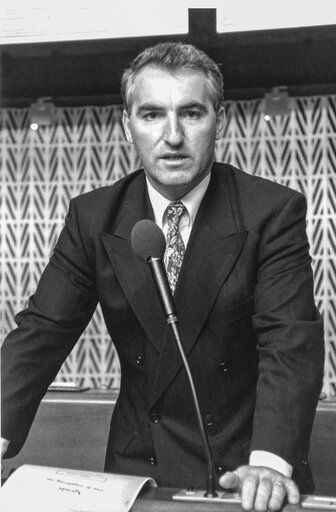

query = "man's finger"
[[241, 473, 259, 511], [219, 470, 241, 490], [284, 479, 300, 504], [268, 481, 287, 511], [254, 477, 273, 512]]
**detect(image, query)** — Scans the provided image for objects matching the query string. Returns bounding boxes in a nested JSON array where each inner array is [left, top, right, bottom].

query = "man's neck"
[[146, 172, 211, 230]]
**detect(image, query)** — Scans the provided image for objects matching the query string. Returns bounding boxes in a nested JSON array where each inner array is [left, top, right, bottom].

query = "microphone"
[[131, 219, 177, 324], [131, 219, 218, 498]]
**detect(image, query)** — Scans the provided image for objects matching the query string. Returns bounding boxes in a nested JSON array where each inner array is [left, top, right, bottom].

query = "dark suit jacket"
[[1, 163, 324, 492]]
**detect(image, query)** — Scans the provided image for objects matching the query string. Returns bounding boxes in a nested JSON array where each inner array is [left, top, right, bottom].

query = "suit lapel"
[[100, 173, 167, 353], [149, 166, 248, 407]]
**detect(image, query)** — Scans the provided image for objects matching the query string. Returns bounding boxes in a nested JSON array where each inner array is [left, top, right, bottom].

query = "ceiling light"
[[29, 97, 55, 130], [263, 87, 290, 120]]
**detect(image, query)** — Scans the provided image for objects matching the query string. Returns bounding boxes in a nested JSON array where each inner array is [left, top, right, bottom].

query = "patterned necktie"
[[164, 201, 186, 294]]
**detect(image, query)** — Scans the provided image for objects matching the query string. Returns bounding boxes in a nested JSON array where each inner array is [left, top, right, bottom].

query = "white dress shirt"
[[146, 173, 292, 478], [146, 173, 211, 247]]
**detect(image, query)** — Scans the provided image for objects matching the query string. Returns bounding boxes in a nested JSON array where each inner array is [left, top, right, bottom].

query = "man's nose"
[[163, 115, 183, 146]]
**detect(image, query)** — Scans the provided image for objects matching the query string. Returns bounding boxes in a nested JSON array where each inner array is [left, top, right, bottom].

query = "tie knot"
[[166, 201, 186, 225]]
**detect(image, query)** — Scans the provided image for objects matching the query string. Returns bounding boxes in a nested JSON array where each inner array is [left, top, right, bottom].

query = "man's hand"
[[1, 438, 10, 481], [219, 465, 300, 512], [1, 438, 10, 459]]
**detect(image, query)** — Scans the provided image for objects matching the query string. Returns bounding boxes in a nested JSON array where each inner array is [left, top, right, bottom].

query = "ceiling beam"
[[1, 9, 335, 107]]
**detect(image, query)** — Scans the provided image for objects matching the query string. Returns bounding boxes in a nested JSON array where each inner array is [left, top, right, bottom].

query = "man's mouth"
[[161, 154, 187, 160]]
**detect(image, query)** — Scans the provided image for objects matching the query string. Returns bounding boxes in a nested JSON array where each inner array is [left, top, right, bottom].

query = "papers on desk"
[[0, 464, 157, 512]]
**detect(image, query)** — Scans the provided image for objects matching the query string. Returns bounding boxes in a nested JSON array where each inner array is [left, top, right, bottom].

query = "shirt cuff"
[[249, 450, 293, 478]]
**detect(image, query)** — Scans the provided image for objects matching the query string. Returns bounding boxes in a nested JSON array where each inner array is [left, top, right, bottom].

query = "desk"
[[134, 487, 332, 512], [2, 390, 117, 474], [309, 400, 336, 495], [2, 392, 336, 496]]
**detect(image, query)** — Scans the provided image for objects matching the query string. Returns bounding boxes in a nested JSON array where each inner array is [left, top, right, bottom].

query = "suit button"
[[300, 458, 308, 466], [205, 414, 214, 426], [135, 355, 144, 366], [220, 362, 229, 373], [150, 412, 161, 423], [148, 456, 157, 466], [217, 466, 224, 473]]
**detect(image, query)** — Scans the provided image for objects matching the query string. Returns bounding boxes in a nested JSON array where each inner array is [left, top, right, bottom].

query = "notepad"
[[0, 464, 157, 512]]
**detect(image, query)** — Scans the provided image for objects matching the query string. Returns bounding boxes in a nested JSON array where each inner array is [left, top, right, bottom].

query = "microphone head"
[[131, 219, 166, 261]]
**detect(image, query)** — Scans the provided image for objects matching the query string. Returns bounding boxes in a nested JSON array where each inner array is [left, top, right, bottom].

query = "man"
[[1, 42, 324, 511]]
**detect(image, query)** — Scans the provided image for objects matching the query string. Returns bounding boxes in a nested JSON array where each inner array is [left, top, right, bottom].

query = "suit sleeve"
[[1, 199, 98, 457], [250, 191, 324, 470]]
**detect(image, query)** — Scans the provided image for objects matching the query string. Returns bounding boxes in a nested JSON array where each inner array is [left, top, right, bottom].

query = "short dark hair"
[[121, 42, 224, 114]]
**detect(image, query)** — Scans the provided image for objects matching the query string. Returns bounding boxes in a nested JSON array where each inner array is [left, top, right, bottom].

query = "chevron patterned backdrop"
[[1, 95, 335, 395]]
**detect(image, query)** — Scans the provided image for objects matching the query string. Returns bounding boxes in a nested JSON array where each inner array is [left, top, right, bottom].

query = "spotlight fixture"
[[29, 97, 55, 131], [263, 86, 290, 121]]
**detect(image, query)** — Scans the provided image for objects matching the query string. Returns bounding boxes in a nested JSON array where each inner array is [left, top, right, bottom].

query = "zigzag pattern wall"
[[1, 96, 335, 395]]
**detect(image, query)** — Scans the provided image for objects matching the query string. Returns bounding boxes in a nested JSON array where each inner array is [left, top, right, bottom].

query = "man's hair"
[[121, 42, 224, 114]]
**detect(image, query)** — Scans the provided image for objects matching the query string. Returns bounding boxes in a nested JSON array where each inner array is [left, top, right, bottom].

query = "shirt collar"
[[146, 173, 211, 229]]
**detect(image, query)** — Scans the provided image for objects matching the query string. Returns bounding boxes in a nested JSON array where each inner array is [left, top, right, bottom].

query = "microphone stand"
[[169, 320, 218, 498], [148, 257, 217, 498]]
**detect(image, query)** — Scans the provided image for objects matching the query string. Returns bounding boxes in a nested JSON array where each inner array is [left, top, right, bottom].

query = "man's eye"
[[143, 112, 161, 120], [184, 110, 201, 119]]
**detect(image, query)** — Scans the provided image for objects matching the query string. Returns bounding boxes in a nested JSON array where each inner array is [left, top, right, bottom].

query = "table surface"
[[133, 486, 336, 512]]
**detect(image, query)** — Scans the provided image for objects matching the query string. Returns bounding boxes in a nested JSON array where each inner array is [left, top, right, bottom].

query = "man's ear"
[[122, 109, 134, 144], [215, 105, 226, 140]]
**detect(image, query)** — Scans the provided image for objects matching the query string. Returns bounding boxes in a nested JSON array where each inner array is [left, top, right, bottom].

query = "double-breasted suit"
[[1, 163, 324, 492]]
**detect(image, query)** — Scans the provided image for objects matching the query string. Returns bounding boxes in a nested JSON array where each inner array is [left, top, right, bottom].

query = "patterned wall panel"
[[1, 95, 335, 395]]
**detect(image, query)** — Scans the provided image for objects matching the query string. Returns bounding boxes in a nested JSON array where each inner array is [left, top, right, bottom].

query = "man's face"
[[122, 65, 225, 200]]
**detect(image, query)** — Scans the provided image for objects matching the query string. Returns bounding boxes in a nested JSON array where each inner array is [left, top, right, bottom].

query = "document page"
[[0, 464, 157, 512]]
